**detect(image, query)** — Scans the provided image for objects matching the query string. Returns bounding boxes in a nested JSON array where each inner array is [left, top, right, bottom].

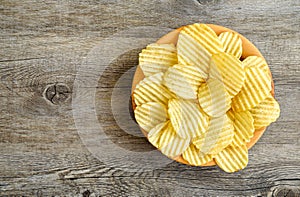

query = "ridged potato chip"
[[133, 72, 173, 106], [159, 121, 190, 158], [242, 56, 269, 73], [250, 95, 280, 129], [139, 43, 177, 77], [163, 64, 206, 99], [198, 78, 232, 117], [181, 23, 223, 55], [226, 109, 235, 122], [232, 67, 272, 112], [231, 110, 255, 147], [148, 121, 169, 148], [210, 52, 245, 97], [218, 32, 242, 59], [193, 114, 234, 155], [168, 99, 209, 139], [146, 43, 176, 51], [182, 143, 213, 166], [134, 102, 167, 133], [215, 144, 248, 173], [177, 32, 210, 77]]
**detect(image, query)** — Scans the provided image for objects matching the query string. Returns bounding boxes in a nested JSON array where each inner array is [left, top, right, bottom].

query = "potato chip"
[[133, 72, 173, 106], [168, 99, 209, 139], [232, 67, 272, 112], [250, 95, 280, 129], [218, 32, 242, 59], [215, 144, 248, 173], [146, 43, 176, 51], [193, 114, 234, 155], [226, 109, 235, 122], [177, 32, 210, 77], [198, 78, 232, 117], [210, 52, 245, 97], [242, 56, 269, 73], [134, 102, 167, 133], [231, 110, 255, 147], [182, 143, 213, 166], [148, 121, 169, 148], [139, 43, 177, 76], [163, 64, 206, 99], [159, 121, 190, 158], [181, 23, 223, 55]]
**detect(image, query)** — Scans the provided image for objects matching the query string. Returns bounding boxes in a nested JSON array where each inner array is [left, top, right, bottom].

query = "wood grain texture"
[[0, 0, 299, 196]]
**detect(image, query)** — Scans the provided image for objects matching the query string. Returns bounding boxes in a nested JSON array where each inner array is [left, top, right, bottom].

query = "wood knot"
[[82, 190, 91, 197], [271, 186, 300, 197], [43, 83, 71, 105]]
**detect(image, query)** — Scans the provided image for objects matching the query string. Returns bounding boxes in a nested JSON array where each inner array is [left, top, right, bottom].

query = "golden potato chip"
[[198, 78, 232, 117], [159, 121, 190, 158], [215, 144, 248, 173], [148, 121, 169, 148], [139, 43, 177, 76], [218, 32, 242, 59], [226, 109, 235, 122], [133, 72, 173, 106], [177, 32, 210, 76], [182, 143, 213, 166], [193, 114, 234, 155], [210, 52, 245, 97], [146, 43, 176, 51], [250, 95, 280, 129], [163, 64, 206, 99], [168, 99, 209, 139], [232, 67, 272, 112], [231, 110, 255, 147], [181, 23, 223, 55], [242, 56, 269, 73], [134, 102, 167, 133]]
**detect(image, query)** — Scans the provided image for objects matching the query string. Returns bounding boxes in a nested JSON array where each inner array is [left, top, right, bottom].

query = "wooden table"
[[1, 0, 299, 196]]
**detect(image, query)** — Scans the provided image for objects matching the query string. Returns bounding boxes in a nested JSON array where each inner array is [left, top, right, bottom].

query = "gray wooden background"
[[1, 0, 299, 196]]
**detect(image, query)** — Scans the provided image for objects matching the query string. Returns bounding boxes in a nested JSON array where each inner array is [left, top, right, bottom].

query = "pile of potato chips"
[[133, 23, 280, 173]]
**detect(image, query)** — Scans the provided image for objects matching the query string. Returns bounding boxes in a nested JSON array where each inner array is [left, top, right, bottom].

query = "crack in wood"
[[194, 0, 221, 5], [0, 57, 46, 63]]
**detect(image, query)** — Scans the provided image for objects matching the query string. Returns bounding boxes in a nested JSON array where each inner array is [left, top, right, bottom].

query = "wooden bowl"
[[131, 24, 274, 166]]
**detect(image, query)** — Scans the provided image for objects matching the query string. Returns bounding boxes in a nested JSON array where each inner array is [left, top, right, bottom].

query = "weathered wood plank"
[[0, 0, 300, 196]]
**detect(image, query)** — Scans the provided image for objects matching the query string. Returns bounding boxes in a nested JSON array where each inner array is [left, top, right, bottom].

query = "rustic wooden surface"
[[1, 0, 300, 196]]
